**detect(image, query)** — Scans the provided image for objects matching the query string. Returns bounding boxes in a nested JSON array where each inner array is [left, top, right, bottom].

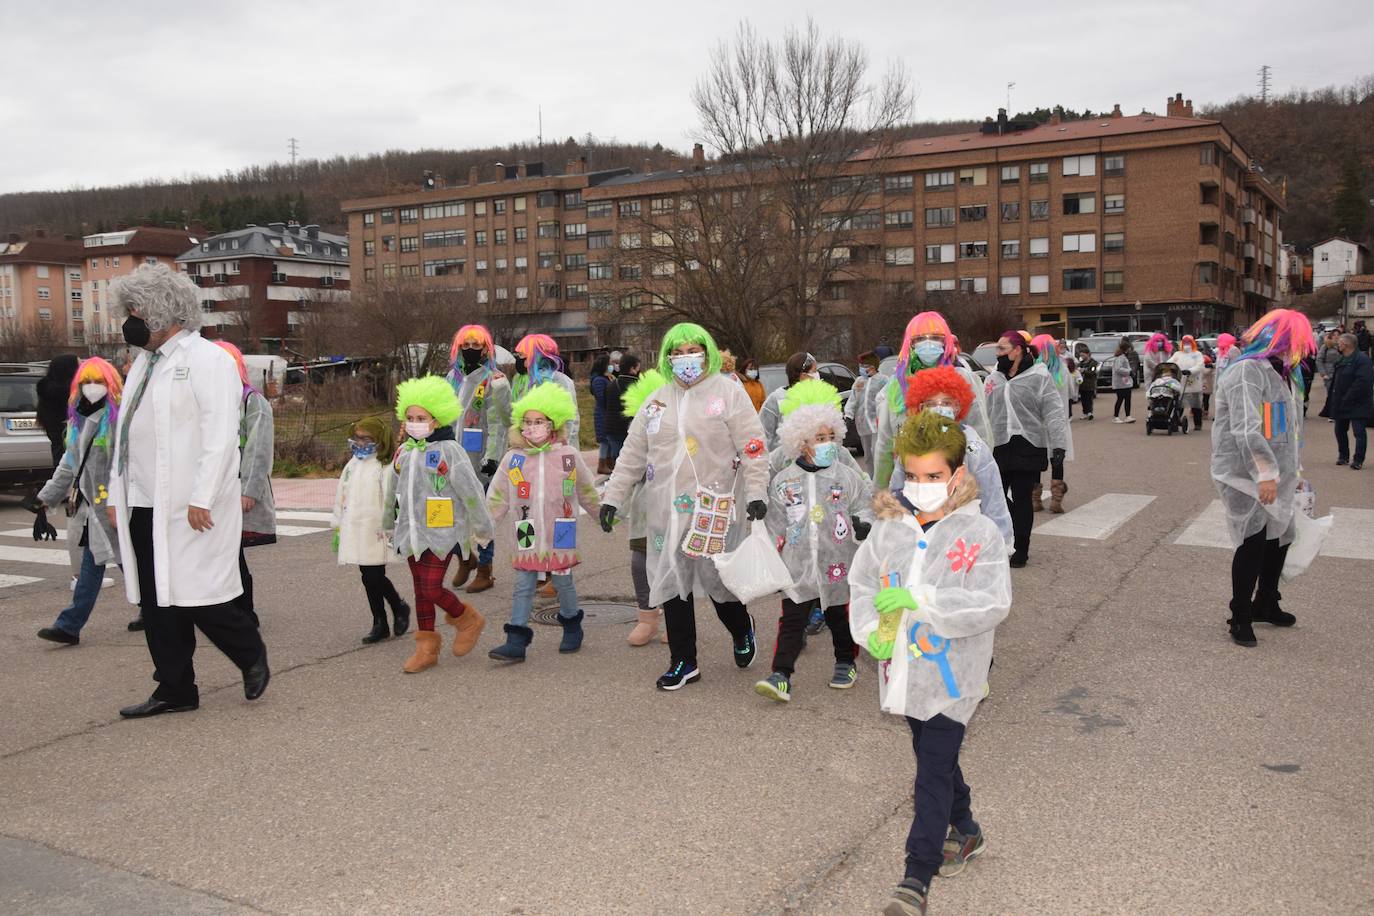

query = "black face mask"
[[514, 355, 527, 374], [122, 315, 151, 349], [996, 354, 1014, 376], [460, 348, 483, 373]]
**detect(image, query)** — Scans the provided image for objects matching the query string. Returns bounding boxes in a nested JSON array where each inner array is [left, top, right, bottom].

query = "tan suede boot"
[[1049, 479, 1068, 514], [450, 552, 476, 589], [627, 610, 660, 646], [465, 565, 495, 594], [446, 605, 486, 656], [537, 579, 557, 599], [403, 631, 442, 673], [1031, 485, 1044, 512]]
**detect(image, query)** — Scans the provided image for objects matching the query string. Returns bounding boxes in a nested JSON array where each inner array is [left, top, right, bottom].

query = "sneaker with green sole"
[[828, 662, 857, 689], [883, 879, 928, 915], [939, 825, 986, 878], [754, 671, 791, 702]]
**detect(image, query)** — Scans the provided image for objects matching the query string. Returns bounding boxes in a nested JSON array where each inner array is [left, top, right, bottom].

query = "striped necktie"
[[117, 351, 162, 476]]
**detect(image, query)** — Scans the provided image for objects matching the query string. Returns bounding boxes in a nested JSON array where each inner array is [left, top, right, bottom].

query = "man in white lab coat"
[[107, 264, 269, 718]]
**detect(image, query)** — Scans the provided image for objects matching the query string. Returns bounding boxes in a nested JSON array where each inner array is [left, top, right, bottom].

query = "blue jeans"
[[53, 545, 106, 636], [1335, 418, 1367, 464], [511, 569, 578, 627], [478, 539, 495, 566]]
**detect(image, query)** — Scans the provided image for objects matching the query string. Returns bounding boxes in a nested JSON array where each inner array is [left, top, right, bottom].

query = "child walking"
[[486, 383, 600, 661], [755, 379, 872, 702], [332, 416, 410, 644], [390, 376, 494, 674], [849, 411, 1012, 915], [617, 368, 671, 646]]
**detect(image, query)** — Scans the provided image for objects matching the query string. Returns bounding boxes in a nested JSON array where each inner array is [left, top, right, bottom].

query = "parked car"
[[1075, 336, 1143, 388], [0, 364, 55, 487], [878, 351, 989, 383], [757, 361, 861, 454], [972, 343, 998, 369]]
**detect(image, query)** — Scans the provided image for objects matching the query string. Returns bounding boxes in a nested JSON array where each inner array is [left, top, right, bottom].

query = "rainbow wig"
[[450, 324, 496, 369], [1233, 309, 1316, 390], [395, 375, 463, 427], [777, 379, 845, 459], [621, 369, 669, 418], [511, 379, 577, 436], [1031, 333, 1065, 387], [889, 311, 957, 415], [515, 333, 564, 384], [1217, 332, 1236, 356], [903, 365, 974, 421], [656, 322, 723, 378], [1145, 332, 1173, 356], [213, 340, 256, 396], [65, 357, 123, 449]]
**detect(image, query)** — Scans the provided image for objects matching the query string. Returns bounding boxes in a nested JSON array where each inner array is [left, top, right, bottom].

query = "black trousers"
[[359, 564, 404, 620], [1079, 391, 1095, 416], [904, 714, 978, 886], [130, 508, 264, 706], [663, 591, 750, 665], [771, 598, 856, 677], [1229, 529, 1290, 624], [999, 466, 1038, 556], [233, 547, 257, 626], [1113, 389, 1132, 417]]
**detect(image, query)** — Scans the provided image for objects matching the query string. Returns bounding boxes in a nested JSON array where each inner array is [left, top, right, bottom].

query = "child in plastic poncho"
[[387, 376, 495, 674], [600, 322, 771, 692], [1210, 309, 1314, 648], [846, 352, 887, 476], [849, 410, 1011, 915], [754, 379, 872, 704], [486, 383, 600, 662]]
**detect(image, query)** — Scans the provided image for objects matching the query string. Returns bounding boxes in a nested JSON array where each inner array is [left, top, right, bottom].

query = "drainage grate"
[[532, 599, 640, 627]]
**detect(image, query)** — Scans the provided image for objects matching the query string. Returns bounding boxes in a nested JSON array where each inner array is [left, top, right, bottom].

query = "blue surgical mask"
[[913, 341, 945, 366], [351, 442, 378, 460], [812, 442, 838, 467], [927, 404, 958, 421], [671, 353, 706, 384]]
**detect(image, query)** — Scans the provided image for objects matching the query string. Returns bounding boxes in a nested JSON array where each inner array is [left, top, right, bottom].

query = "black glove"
[[852, 516, 871, 541], [747, 500, 767, 521], [599, 505, 617, 533], [480, 459, 498, 477], [33, 508, 57, 542], [1051, 448, 1066, 473]]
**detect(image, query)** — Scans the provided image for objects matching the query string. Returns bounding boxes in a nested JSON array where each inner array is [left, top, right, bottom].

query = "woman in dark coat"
[[1321, 332, 1374, 470], [35, 354, 79, 466], [589, 352, 615, 475]]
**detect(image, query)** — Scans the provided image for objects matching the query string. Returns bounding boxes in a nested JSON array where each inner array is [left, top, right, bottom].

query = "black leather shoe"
[[119, 697, 198, 718], [127, 617, 145, 632], [1009, 551, 1028, 568], [1336, 457, 1348, 466], [1353, 461, 1364, 471], [361, 619, 390, 644], [37, 626, 79, 645], [243, 653, 270, 700], [1229, 620, 1258, 647], [392, 601, 411, 638]]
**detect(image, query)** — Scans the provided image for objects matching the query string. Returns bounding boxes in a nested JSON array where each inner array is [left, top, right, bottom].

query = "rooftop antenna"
[[1003, 82, 1015, 134], [288, 137, 300, 179], [538, 106, 543, 147], [1257, 65, 1272, 103]]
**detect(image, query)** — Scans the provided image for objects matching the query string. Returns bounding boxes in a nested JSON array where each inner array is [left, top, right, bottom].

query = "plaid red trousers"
[[406, 550, 468, 631]]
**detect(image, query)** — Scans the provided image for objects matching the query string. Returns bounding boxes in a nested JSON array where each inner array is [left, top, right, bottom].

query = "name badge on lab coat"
[[425, 497, 454, 528]]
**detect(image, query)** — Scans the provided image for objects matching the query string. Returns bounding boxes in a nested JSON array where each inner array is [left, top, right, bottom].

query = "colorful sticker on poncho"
[[946, 537, 981, 573], [461, 427, 483, 453], [685, 435, 699, 456], [908, 621, 961, 699], [829, 484, 844, 504], [674, 493, 694, 513], [553, 518, 577, 550], [509, 454, 526, 470], [562, 454, 576, 473], [827, 562, 848, 583], [810, 505, 825, 524], [744, 438, 765, 460], [515, 520, 536, 550], [832, 513, 850, 543], [645, 463, 655, 482], [516, 481, 532, 500], [425, 449, 442, 470], [706, 396, 724, 417]]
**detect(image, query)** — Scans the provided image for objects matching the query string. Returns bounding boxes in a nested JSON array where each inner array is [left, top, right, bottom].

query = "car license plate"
[[5, 418, 39, 431]]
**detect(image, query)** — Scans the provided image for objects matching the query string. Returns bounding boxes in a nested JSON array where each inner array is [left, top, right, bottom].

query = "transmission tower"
[[1257, 65, 1272, 103], [288, 137, 300, 178]]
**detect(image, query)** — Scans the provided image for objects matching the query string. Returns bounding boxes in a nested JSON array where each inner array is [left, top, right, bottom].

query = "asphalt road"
[[1, 402, 1371, 915]]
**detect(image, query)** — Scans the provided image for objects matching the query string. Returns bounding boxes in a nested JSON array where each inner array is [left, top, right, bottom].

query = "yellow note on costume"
[[425, 497, 454, 528]]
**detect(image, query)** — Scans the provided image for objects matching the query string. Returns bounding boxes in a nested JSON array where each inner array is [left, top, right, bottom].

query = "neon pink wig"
[[888, 311, 957, 416], [1145, 332, 1173, 356], [450, 324, 495, 364], [1217, 332, 1236, 356], [65, 357, 123, 448], [213, 340, 256, 396]]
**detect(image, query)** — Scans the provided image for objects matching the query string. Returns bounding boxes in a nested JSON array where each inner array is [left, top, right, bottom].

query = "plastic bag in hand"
[[712, 521, 794, 604]]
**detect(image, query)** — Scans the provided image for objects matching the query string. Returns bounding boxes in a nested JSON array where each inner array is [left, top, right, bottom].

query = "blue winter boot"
[[488, 624, 533, 662], [557, 610, 585, 653]]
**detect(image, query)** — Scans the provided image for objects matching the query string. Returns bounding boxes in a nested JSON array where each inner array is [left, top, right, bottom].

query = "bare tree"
[[340, 277, 456, 378]]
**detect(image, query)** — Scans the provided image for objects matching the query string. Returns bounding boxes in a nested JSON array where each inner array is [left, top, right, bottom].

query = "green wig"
[[512, 381, 577, 430], [621, 368, 669, 418], [780, 378, 841, 416], [894, 409, 967, 470], [778, 379, 845, 458], [395, 375, 462, 427], [657, 322, 722, 378]]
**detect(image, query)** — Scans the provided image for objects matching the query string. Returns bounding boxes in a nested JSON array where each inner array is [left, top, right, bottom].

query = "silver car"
[[0, 365, 55, 487]]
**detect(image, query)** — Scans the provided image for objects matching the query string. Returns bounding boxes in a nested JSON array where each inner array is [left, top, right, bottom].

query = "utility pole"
[[1257, 65, 1272, 103], [288, 137, 300, 179], [537, 106, 543, 147], [1006, 82, 1015, 118]]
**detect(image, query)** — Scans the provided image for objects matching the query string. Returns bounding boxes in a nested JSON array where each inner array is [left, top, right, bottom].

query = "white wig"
[[777, 403, 846, 459], [109, 262, 203, 333]]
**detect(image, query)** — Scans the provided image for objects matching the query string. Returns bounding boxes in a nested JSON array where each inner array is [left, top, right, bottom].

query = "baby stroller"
[[1145, 364, 1189, 435]]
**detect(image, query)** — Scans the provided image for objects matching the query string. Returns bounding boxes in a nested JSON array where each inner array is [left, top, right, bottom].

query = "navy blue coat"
[[1323, 351, 1374, 421]]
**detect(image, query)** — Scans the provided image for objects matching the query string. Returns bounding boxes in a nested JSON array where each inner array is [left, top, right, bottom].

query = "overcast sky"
[[0, 0, 1369, 196]]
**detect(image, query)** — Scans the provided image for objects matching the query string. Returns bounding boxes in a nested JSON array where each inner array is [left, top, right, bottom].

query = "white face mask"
[[404, 420, 433, 441], [903, 479, 951, 513], [745, 369, 759, 380], [926, 404, 958, 421], [671, 353, 706, 384], [81, 383, 108, 403]]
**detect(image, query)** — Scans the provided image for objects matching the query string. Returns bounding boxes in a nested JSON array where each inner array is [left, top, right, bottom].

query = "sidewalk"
[[272, 477, 338, 510]]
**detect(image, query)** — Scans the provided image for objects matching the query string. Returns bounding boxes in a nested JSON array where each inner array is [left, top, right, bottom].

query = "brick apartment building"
[[176, 223, 350, 353], [0, 231, 85, 345], [343, 93, 1285, 355], [81, 226, 202, 345]]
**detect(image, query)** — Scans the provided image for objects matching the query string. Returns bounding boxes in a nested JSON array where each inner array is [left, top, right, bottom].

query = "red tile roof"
[[0, 238, 84, 265], [82, 227, 200, 258], [1343, 274, 1374, 292]]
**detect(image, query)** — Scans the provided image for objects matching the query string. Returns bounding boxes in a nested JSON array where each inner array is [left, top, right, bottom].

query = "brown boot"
[[1031, 485, 1044, 513], [627, 610, 660, 646], [537, 579, 557, 599], [596, 457, 610, 476], [465, 564, 495, 594], [1049, 479, 1067, 514], [402, 631, 441, 673], [450, 552, 476, 589], [445, 604, 486, 656]]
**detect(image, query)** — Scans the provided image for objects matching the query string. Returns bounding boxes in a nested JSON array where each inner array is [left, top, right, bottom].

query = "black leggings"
[[234, 547, 257, 627], [359, 565, 405, 620], [1113, 389, 1132, 417], [1229, 530, 1289, 623], [1000, 466, 1038, 556], [663, 592, 751, 665], [771, 599, 856, 677]]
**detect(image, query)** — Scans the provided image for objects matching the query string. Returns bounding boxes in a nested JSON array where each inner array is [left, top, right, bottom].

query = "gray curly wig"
[[109, 262, 203, 332]]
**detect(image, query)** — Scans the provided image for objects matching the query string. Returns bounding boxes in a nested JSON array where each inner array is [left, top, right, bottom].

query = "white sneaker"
[[101, 578, 114, 589], [1113, 417, 1125, 424], [1125, 416, 1137, 424], [70, 576, 77, 591]]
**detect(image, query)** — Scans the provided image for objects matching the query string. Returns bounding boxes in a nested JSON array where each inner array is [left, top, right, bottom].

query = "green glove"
[[331, 529, 340, 553], [874, 587, 919, 614], [867, 630, 895, 660]]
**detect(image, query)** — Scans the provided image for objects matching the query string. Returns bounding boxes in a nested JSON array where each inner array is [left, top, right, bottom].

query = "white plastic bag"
[[712, 521, 794, 604], [1281, 511, 1333, 582], [1295, 477, 1315, 519]]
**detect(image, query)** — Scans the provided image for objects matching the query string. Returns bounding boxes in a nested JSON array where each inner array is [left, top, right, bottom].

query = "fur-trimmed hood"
[[872, 469, 980, 521]]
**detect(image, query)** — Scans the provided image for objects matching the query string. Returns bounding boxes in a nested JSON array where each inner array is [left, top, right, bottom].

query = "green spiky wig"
[[621, 368, 669, 418], [777, 379, 845, 458], [395, 375, 462, 427], [657, 322, 722, 378], [511, 381, 577, 430], [895, 409, 967, 470]]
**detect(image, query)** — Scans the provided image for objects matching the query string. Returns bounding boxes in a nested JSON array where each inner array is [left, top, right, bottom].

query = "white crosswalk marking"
[[276, 511, 334, 523], [275, 525, 330, 537], [1172, 500, 1374, 560], [0, 545, 78, 566], [1172, 500, 1230, 548], [1037, 494, 1156, 540], [0, 574, 44, 589], [0, 528, 66, 540]]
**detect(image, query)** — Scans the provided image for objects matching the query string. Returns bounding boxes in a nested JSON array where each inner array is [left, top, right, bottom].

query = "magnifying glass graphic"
[[909, 622, 961, 699]]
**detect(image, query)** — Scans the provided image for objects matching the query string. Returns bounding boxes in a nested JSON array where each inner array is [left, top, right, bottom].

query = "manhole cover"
[[532, 600, 639, 627]]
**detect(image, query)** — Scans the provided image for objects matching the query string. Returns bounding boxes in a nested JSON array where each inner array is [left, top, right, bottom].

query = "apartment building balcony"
[[1242, 242, 1256, 260], [1263, 283, 1274, 299], [1243, 278, 1258, 294], [1241, 208, 1256, 224]]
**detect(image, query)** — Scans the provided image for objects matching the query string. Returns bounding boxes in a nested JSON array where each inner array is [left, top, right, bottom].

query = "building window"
[[399, 264, 420, 278], [400, 237, 419, 253], [1062, 155, 1096, 177], [538, 282, 561, 299], [1103, 270, 1124, 292], [1062, 232, 1096, 253], [1029, 199, 1049, 221], [363, 212, 376, 227], [619, 264, 642, 280], [925, 243, 955, 264], [1000, 202, 1021, 222], [566, 282, 588, 299], [823, 283, 849, 300], [399, 207, 418, 224], [422, 201, 464, 219], [924, 207, 955, 228], [1200, 143, 1218, 165], [1000, 276, 1021, 295], [476, 289, 489, 304], [1103, 155, 1124, 177], [471, 201, 486, 217], [651, 196, 674, 214], [1029, 162, 1049, 182], [587, 201, 612, 219], [494, 228, 507, 245], [1063, 268, 1097, 290], [1062, 193, 1096, 215], [494, 199, 507, 215], [885, 210, 914, 230], [1029, 274, 1049, 294], [848, 210, 881, 230], [588, 261, 611, 280], [495, 287, 509, 300], [619, 200, 642, 218], [37, 287, 51, 300], [884, 174, 914, 191], [37, 307, 52, 319], [494, 258, 508, 273], [538, 252, 557, 269], [1198, 262, 1217, 284], [514, 256, 528, 274], [555, 190, 579, 210], [537, 191, 559, 209], [1001, 239, 1021, 259], [514, 227, 527, 243], [381, 209, 395, 224], [959, 205, 987, 223], [382, 264, 396, 278], [564, 222, 587, 240], [884, 246, 915, 266], [90, 258, 99, 270], [925, 278, 956, 292], [1103, 232, 1125, 253], [422, 229, 465, 248], [382, 235, 395, 252], [564, 253, 588, 270], [537, 221, 559, 239], [620, 232, 642, 249], [474, 230, 488, 246], [364, 240, 375, 256], [1104, 194, 1125, 214], [516, 286, 529, 302], [651, 230, 673, 248], [475, 259, 488, 274], [652, 261, 675, 278], [1029, 237, 1050, 258], [587, 230, 613, 250], [958, 277, 988, 293], [958, 167, 987, 186], [924, 170, 955, 190], [112, 257, 120, 267], [1000, 165, 1020, 184], [513, 196, 527, 212], [364, 268, 376, 281], [959, 241, 988, 259]]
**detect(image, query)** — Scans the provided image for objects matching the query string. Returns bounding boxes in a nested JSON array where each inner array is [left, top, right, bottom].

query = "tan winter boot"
[[1049, 479, 1068, 514], [537, 579, 557, 599], [446, 604, 486, 656], [402, 631, 442, 673], [627, 610, 660, 646], [1031, 485, 1044, 513], [465, 564, 495, 594], [450, 552, 476, 589]]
